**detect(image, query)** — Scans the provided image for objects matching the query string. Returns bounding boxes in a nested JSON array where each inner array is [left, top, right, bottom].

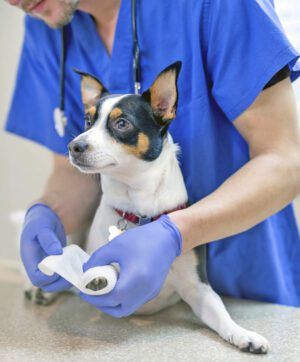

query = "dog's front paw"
[[85, 277, 108, 291], [24, 287, 59, 306], [227, 328, 270, 354]]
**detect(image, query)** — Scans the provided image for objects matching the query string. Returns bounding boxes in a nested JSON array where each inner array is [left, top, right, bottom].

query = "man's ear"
[[142, 61, 182, 126], [74, 69, 107, 110]]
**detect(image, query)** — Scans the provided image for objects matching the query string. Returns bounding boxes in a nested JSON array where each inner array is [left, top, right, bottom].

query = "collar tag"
[[117, 212, 128, 231], [137, 216, 152, 226]]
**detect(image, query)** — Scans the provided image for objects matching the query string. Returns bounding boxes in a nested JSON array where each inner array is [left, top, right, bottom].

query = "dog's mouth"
[[71, 159, 117, 172]]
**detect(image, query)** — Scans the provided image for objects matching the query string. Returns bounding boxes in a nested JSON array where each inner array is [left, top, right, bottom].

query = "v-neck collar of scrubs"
[[74, 0, 133, 93]]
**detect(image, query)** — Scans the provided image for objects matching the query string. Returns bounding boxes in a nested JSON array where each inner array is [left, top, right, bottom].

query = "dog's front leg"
[[170, 251, 270, 354], [22, 270, 60, 305]]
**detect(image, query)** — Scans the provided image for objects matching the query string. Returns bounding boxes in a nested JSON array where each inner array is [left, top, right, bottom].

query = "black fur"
[[106, 95, 165, 161], [194, 245, 209, 284]]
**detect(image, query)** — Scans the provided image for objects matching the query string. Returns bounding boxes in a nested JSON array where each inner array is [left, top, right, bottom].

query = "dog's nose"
[[68, 140, 89, 155]]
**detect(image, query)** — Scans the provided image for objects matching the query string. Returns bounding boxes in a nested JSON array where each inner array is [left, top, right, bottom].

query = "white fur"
[[69, 95, 270, 353]]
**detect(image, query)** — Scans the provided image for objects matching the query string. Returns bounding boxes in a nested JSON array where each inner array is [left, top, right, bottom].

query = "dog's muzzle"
[[68, 140, 88, 159]]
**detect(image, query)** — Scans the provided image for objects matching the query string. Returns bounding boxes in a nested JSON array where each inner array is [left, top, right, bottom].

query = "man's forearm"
[[33, 154, 101, 235], [169, 151, 300, 253]]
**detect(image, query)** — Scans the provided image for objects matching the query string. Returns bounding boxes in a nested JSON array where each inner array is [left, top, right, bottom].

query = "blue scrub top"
[[6, 0, 300, 306]]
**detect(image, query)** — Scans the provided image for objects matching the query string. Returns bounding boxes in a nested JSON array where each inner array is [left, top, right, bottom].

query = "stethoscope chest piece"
[[54, 26, 68, 138], [53, 107, 67, 137]]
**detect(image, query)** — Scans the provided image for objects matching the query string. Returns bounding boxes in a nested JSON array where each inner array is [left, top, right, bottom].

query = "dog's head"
[[68, 61, 181, 175]]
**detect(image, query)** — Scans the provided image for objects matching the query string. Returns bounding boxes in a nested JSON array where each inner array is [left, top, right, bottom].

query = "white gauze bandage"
[[38, 226, 123, 296]]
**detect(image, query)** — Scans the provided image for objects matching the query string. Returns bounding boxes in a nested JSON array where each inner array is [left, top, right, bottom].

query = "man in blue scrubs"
[[5, 0, 300, 317]]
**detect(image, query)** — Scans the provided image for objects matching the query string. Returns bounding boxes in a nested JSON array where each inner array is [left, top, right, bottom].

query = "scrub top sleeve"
[[5, 16, 72, 155], [205, 0, 300, 122]]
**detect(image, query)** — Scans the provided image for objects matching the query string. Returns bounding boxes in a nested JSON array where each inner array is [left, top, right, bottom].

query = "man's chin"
[[30, 0, 79, 28], [31, 12, 75, 28]]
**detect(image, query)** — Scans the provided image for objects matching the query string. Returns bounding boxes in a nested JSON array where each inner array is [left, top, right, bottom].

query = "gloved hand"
[[79, 214, 182, 318], [20, 203, 72, 292]]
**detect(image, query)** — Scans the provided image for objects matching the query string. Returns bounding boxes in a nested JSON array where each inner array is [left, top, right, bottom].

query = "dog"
[[29, 61, 270, 353], [66, 61, 271, 353]]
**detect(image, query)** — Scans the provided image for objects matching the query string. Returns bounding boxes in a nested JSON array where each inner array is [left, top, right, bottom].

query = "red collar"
[[114, 203, 188, 226]]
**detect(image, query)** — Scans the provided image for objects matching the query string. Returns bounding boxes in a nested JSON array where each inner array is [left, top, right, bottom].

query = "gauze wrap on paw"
[[38, 244, 119, 296]]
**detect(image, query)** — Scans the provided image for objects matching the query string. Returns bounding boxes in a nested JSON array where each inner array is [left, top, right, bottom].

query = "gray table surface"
[[1, 266, 299, 362]]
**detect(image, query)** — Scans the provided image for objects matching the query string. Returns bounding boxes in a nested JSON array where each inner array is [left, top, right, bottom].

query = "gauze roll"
[[38, 244, 119, 296]]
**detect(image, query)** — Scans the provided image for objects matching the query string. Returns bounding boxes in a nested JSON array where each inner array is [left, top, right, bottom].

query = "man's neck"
[[78, 0, 121, 55]]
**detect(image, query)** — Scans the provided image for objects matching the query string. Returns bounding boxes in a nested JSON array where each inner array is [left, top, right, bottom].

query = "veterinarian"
[[5, 0, 300, 317]]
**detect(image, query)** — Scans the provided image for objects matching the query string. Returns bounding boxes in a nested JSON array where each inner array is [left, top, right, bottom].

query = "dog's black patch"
[[106, 95, 166, 161], [194, 245, 209, 284]]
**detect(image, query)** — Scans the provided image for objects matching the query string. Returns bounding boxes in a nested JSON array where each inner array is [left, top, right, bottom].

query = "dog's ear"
[[74, 69, 108, 109], [142, 61, 181, 127]]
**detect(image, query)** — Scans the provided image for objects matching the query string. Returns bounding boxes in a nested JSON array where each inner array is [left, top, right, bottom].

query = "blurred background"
[[0, 0, 299, 268]]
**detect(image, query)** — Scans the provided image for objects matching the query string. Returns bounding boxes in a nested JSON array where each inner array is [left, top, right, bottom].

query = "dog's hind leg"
[[170, 250, 270, 354], [134, 274, 181, 315]]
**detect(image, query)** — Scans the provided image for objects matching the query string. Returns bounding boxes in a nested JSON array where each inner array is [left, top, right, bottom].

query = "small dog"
[[54, 62, 271, 353]]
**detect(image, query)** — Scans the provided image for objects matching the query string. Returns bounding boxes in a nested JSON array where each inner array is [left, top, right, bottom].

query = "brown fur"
[[149, 70, 177, 122], [123, 132, 150, 158], [81, 76, 104, 108], [88, 106, 97, 117], [109, 108, 123, 119]]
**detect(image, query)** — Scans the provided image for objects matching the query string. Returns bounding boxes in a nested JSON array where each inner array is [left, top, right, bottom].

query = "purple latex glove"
[[20, 203, 72, 292], [79, 214, 182, 318]]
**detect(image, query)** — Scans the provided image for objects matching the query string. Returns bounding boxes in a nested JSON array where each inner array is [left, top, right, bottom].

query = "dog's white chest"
[[108, 225, 124, 241]]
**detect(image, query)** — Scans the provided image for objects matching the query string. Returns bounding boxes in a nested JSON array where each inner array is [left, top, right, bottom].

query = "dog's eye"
[[114, 118, 133, 131], [84, 114, 93, 129]]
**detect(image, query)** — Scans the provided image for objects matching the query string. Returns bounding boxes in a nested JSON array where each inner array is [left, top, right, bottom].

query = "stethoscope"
[[54, 0, 140, 137]]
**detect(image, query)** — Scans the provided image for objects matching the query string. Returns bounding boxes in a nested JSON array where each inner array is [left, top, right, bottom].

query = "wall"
[[0, 5, 52, 264], [0, 1, 299, 265]]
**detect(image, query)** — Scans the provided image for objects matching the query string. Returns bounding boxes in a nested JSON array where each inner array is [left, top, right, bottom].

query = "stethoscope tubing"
[[131, 0, 141, 94], [58, 0, 140, 119]]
